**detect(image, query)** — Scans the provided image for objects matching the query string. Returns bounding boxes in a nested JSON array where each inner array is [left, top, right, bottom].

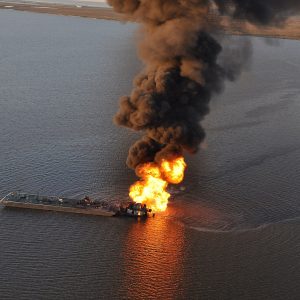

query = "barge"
[[0, 192, 154, 217], [0, 192, 115, 217]]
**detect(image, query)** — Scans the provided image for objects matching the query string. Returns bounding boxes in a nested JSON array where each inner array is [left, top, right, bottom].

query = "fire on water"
[[129, 157, 187, 212]]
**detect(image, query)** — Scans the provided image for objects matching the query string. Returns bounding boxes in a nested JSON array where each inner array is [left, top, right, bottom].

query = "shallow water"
[[0, 10, 299, 299]]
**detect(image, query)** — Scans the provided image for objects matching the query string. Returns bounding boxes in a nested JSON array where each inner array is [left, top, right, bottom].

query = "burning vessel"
[[0, 192, 154, 218], [117, 202, 154, 217]]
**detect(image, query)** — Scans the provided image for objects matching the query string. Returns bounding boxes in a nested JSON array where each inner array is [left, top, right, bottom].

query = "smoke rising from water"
[[108, 0, 300, 170]]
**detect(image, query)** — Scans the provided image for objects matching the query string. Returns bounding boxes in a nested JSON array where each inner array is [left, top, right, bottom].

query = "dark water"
[[0, 10, 299, 299]]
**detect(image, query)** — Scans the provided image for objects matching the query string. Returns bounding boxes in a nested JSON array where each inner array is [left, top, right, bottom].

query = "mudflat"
[[1, 1, 300, 40], [220, 15, 300, 40], [0, 1, 124, 20]]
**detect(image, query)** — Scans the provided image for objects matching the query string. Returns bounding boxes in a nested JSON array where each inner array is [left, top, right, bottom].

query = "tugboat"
[[117, 201, 155, 218]]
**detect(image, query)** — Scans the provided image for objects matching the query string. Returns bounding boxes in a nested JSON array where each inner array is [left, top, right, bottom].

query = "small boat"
[[116, 201, 155, 218]]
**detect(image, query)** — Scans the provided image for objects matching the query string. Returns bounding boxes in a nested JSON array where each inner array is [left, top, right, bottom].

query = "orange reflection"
[[121, 214, 185, 299]]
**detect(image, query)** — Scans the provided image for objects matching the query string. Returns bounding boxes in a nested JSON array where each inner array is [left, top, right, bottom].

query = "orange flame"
[[129, 157, 186, 212]]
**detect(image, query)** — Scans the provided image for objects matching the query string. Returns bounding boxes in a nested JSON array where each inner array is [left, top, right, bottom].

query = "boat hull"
[[1, 199, 115, 217]]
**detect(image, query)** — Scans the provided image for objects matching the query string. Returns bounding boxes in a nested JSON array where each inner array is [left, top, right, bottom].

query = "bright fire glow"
[[129, 157, 186, 212]]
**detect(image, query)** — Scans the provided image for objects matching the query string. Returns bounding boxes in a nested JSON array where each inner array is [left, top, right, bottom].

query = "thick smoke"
[[108, 0, 300, 170]]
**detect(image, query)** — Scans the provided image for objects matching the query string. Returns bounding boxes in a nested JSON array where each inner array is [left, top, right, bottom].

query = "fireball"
[[129, 157, 186, 212]]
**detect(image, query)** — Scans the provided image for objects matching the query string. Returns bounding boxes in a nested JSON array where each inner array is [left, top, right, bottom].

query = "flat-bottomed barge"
[[0, 192, 115, 217]]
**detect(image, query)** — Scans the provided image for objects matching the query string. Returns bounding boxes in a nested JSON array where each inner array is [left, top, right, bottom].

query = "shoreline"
[[0, 1, 125, 21], [1, 2, 300, 40], [219, 16, 300, 41]]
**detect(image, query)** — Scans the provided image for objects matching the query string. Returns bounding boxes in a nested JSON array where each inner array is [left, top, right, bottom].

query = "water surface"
[[0, 10, 299, 299]]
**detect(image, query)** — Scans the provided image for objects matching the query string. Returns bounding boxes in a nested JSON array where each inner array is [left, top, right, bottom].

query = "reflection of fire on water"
[[122, 216, 185, 299], [129, 157, 187, 212]]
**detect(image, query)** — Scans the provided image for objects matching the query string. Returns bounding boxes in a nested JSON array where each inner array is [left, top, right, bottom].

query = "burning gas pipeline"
[[108, 0, 300, 212]]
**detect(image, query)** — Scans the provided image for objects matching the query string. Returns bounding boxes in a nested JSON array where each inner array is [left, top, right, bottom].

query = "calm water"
[[0, 10, 299, 299]]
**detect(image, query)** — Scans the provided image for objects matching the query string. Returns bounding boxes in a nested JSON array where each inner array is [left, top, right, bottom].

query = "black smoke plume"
[[108, 0, 300, 170], [214, 0, 300, 25]]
